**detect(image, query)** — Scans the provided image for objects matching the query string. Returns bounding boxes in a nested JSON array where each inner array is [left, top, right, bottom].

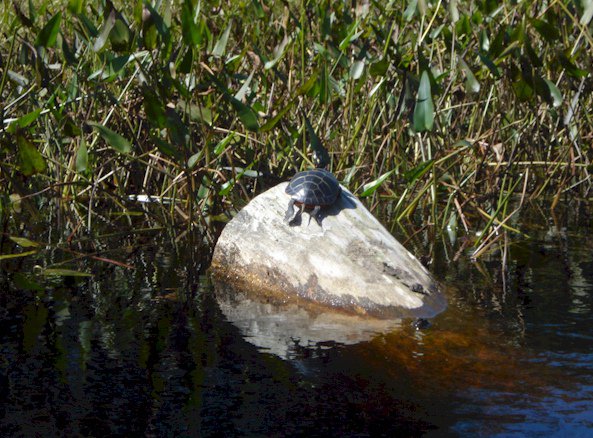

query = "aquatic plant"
[[1, 0, 592, 257]]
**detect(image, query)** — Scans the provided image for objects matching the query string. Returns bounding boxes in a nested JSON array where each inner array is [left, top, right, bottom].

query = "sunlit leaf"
[[17, 135, 47, 176], [404, 159, 434, 183], [413, 71, 435, 132], [212, 21, 232, 57], [88, 122, 132, 154], [360, 170, 394, 197], [0, 250, 38, 260], [580, 0, 593, 25], [181, 0, 200, 46], [350, 59, 365, 80], [76, 138, 88, 173], [459, 58, 480, 93], [41, 268, 92, 277], [214, 133, 238, 156], [35, 12, 62, 48], [68, 0, 83, 15], [264, 34, 292, 69], [544, 79, 563, 107], [9, 236, 41, 247], [93, 11, 116, 52], [404, 0, 418, 21]]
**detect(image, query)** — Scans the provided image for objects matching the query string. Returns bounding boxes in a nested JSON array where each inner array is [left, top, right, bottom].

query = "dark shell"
[[285, 168, 340, 206]]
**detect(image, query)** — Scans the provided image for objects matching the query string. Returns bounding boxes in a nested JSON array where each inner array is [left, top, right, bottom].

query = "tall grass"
[[1, 0, 592, 256]]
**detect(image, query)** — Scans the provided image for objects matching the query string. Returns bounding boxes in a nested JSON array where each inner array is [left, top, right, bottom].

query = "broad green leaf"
[[413, 71, 435, 132], [339, 21, 362, 51], [88, 122, 132, 154], [0, 250, 38, 260], [9, 236, 41, 247], [13, 273, 44, 291], [76, 138, 88, 172], [109, 13, 132, 52], [230, 98, 259, 131], [531, 18, 560, 42], [68, 0, 83, 15], [264, 34, 292, 69], [181, 0, 200, 46], [360, 170, 394, 197], [41, 268, 92, 277], [212, 21, 232, 57], [235, 70, 255, 101], [404, 0, 418, 21], [35, 12, 62, 48], [303, 114, 329, 166], [93, 11, 116, 52], [214, 133, 238, 155], [17, 135, 47, 176], [16, 108, 42, 128], [177, 101, 213, 125], [154, 138, 179, 159], [404, 159, 434, 183], [349, 59, 365, 80], [544, 79, 563, 107], [187, 151, 202, 169], [581, 0, 593, 25], [459, 58, 480, 93], [143, 89, 167, 128]]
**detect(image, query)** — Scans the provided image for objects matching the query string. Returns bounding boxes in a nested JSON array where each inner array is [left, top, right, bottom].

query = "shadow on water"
[[1, 200, 593, 436]]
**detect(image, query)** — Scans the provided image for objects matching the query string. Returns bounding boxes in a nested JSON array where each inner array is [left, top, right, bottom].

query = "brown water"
[[1, 200, 592, 436]]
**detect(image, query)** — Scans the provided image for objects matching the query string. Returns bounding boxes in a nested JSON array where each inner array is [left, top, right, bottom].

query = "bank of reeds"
[[1, 0, 592, 256]]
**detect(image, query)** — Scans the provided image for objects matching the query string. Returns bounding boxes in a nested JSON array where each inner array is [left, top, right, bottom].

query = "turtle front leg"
[[310, 205, 322, 226], [284, 199, 300, 224]]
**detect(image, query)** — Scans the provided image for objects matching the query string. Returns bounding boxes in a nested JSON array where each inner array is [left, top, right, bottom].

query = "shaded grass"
[[1, 0, 592, 256]]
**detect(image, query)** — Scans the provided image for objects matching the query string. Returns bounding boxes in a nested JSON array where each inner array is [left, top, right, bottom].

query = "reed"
[[1, 0, 592, 256]]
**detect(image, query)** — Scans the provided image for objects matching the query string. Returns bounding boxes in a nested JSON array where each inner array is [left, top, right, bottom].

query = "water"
[[1, 201, 593, 436]]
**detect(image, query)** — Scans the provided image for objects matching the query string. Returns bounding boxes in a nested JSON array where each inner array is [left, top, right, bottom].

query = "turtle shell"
[[285, 168, 340, 206]]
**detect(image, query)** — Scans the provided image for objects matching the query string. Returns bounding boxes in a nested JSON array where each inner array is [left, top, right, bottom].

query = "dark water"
[[1, 201, 593, 436]]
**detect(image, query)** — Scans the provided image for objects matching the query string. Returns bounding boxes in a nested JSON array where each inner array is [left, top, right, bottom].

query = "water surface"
[[1, 201, 592, 436]]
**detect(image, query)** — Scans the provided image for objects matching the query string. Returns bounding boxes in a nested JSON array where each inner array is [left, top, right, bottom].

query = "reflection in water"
[[213, 281, 402, 359], [1, 204, 593, 435]]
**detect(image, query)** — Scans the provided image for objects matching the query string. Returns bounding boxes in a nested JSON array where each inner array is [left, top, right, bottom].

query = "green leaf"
[[349, 59, 365, 80], [181, 0, 200, 46], [404, 159, 434, 183], [459, 58, 480, 93], [544, 79, 563, 107], [212, 21, 232, 57], [17, 135, 47, 176], [360, 170, 394, 197], [76, 138, 88, 173], [16, 108, 42, 129], [41, 268, 92, 277], [93, 11, 116, 52], [35, 12, 62, 48], [413, 71, 435, 132], [264, 34, 292, 69], [9, 236, 41, 248], [88, 122, 132, 154], [404, 0, 418, 21], [214, 133, 238, 155], [143, 89, 167, 128], [68, 0, 83, 15], [230, 98, 259, 131], [0, 250, 38, 261], [13, 273, 44, 291]]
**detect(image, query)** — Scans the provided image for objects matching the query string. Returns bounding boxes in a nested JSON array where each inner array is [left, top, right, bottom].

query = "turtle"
[[284, 168, 341, 225]]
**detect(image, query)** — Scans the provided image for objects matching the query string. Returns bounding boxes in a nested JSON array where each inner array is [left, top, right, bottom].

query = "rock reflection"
[[213, 280, 403, 359]]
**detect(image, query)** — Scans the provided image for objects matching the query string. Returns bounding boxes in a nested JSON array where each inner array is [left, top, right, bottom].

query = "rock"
[[210, 182, 446, 320]]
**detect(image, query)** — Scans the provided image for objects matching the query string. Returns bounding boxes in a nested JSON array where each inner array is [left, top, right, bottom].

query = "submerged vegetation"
[[1, 0, 593, 258]]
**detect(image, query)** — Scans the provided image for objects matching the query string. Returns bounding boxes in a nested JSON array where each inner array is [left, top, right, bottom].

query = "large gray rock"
[[211, 182, 446, 321]]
